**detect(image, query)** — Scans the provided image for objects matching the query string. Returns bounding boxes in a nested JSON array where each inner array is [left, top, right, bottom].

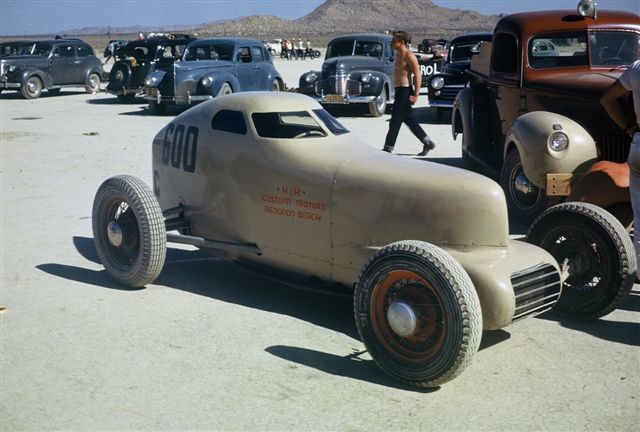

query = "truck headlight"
[[200, 76, 213, 87], [361, 73, 372, 83], [304, 72, 317, 83], [548, 131, 569, 152], [431, 76, 445, 89]]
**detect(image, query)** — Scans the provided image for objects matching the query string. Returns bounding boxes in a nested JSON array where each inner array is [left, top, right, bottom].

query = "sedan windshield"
[[326, 40, 383, 58], [184, 43, 235, 61]]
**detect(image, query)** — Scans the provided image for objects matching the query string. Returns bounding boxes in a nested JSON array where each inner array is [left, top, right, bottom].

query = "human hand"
[[409, 94, 418, 105]]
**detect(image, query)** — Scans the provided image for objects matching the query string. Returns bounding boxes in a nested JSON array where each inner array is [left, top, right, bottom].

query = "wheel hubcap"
[[107, 220, 124, 247], [387, 301, 417, 337], [28, 81, 37, 92]]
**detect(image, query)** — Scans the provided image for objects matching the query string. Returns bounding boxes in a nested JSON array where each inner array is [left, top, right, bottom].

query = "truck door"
[[488, 32, 524, 156]]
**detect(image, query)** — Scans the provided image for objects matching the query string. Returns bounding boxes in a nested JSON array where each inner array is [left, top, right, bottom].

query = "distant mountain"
[[53, 0, 499, 41]]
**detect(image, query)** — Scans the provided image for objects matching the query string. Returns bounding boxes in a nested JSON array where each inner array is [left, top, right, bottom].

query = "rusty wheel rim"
[[370, 269, 446, 363]]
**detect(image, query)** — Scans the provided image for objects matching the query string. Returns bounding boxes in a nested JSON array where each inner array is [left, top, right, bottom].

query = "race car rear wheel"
[[85, 73, 101, 94], [21, 76, 42, 99], [527, 202, 635, 319], [355, 240, 482, 388], [92, 175, 166, 287]]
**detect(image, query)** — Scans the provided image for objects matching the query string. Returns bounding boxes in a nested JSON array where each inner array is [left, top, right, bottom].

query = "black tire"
[[501, 150, 560, 224], [430, 106, 444, 123], [354, 240, 482, 388], [20, 75, 42, 99], [108, 63, 132, 92], [368, 87, 387, 117], [85, 72, 101, 94], [527, 202, 636, 319], [217, 83, 233, 97], [148, 100, 167, 115], [117, 93, 136, 103], [92, 175, 166, 287]]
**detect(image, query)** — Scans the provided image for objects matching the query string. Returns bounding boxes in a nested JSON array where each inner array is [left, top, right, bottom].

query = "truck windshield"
[[589, 31, 639, 67], [529, 30, 639, 69]]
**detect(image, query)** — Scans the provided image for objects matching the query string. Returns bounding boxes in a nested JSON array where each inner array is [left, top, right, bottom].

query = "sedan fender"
[[18, 67, 53, 88], [504, 111, 598, 190]]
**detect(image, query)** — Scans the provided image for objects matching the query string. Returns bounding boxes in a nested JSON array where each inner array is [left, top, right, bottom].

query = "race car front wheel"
[[527, 202, 635, 319], [354, 240, 482, 388], [92, 175, 166, 287]]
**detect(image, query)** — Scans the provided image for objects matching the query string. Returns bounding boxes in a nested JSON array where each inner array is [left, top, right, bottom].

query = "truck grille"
[[315, 74, 361, 96], [594, 133, 631, 163], [511, 263, 561, 321]]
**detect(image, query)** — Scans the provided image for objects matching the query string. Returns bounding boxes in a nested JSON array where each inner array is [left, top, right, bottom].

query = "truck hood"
[[527, 69, 622, 101], [331, 149, 510, 248]]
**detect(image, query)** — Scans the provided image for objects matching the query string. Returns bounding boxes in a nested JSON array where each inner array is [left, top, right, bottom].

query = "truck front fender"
[[504, 111, 598, 189], [452, 87, 471, 147]]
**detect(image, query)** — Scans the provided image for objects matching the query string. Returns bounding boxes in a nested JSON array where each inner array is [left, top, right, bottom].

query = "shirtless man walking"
[[383, 30, 436, 156]]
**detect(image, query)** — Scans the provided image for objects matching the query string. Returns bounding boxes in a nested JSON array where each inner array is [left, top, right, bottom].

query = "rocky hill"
[[197, 0, 499, 40]]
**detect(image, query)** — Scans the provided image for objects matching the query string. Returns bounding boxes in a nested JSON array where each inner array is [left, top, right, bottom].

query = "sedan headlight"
[[200, 76, 213, 87], [8, 65, 16, 73], [361, 73, 372, 83], [548, 131, 569, 152], [145, 77, 154, 86], [430, 76, 445, 90], [304, 72, 317, 83]]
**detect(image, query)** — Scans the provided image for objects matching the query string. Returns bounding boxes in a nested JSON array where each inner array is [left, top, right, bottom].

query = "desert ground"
[[1, 55, 638, 431]]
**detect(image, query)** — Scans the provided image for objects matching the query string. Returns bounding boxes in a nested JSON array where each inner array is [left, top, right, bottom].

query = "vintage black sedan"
[[427, 32, 492, 120], [298, 33, 395, 117], [0, 39, 103, 99], [142, 37, 283, 114]]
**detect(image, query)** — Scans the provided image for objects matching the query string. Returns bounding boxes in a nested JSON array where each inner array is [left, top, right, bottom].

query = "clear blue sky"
[[0, 0, 638, 36]]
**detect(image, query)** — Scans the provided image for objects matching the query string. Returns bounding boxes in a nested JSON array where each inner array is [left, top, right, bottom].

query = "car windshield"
[[449, 41, 483, 63], [252, 111, 329, 139], [184, 43, 235, 61], [313, 109, 349, 135], [528, 30, 639, 69], [28, 42, 52, 56], [326, 40, 383, 58]]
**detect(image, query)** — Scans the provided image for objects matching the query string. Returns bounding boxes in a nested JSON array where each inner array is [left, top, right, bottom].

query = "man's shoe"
[[417, 139, 436, 156], [382, 147, 392, 153]]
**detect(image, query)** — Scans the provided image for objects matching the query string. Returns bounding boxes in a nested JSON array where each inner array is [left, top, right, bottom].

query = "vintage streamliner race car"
[[92, 92, 635, 388]]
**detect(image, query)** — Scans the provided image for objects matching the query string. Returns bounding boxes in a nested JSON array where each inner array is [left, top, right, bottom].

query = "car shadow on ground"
[[85, 95, 143, 105], [36, 235, 521, 391], [535, 289, 640, 347], [1, 89, 88, 100]]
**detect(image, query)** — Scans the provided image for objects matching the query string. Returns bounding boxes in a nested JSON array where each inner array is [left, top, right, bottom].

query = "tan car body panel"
[[505, 111, 599, 189], [152, 92, 560, 329]]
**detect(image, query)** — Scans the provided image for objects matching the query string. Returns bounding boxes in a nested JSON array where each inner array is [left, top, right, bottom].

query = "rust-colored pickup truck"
[[452, 0, 639, 223]]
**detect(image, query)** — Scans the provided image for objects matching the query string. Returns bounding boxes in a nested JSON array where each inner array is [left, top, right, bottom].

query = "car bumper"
[[0, 81, 20, 90], [142, 88, 212, 105], [309, 94, 377, 105]]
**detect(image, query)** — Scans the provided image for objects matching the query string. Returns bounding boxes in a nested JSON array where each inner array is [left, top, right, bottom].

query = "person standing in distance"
[[600, 59, 640, 274], [383, 30, 436, 156]]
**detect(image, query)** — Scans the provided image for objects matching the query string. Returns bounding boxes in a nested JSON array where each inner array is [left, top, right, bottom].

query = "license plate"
[[145, 87, 158, 96], [325, 94, 345, 103]]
